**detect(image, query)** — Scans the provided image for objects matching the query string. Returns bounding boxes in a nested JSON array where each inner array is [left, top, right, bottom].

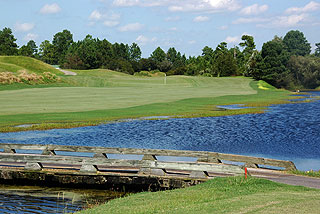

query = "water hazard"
[[1, 92, 320, 171], [0, 185, 123, 214], [1, 92, 320, 213]]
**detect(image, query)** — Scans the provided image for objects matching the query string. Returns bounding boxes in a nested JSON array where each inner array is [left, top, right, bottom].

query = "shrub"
[[0, 72, 21, 84], [0, 70, 61, 85]]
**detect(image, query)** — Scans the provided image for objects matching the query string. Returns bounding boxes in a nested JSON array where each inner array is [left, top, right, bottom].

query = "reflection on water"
[[0, 185, 123, 214]]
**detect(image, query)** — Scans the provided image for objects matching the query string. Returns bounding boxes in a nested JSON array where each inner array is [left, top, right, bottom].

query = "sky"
[[0, 0, 320, 57]]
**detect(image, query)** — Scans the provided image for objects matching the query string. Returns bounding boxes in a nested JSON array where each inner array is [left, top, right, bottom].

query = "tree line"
[[1, 27, 320, 89]]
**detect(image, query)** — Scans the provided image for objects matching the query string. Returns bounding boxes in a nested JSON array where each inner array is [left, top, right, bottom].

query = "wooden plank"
[[0, 153, 244, 175], [0, 143, 296, 170]]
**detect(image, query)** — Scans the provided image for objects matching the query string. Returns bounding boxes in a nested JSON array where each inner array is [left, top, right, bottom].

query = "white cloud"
[[88, 10, 121, 27], [165, 16, 180, 22], [118, 23, 144, 32], [188, 40, 196, 44], [193, 16, 209, 22], [113, 0, 140, 6], [14, 22, 35, 32], [270, 14, 308, 27], [286, 1, 320, 14], [233, 17, 269, 24], [233, 13, 309, 28], [168, 0, 240, 13], [113, 0, 166, 7], [113, 0, 240, 13], [169, 27, 178, 31], [89, 10, 103, 21], [40, 3, 61, 14], [240, 4, 268, 15], [103, 20, 120, 27], [219, 25, 228, 30], [136, 35, 157, 45], [24, 33, 38, 41], [224, 36, 240, 44]]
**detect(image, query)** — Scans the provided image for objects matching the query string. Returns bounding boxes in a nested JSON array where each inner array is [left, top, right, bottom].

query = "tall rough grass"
[[0, 70, 61, 85]]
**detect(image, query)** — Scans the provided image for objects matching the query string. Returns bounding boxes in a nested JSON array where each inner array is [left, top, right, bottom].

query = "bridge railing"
[[0, 143, 296, 178]]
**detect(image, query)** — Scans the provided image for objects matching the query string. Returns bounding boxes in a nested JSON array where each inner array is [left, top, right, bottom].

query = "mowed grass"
[[79, 176, 320, 214], [0, 57, 292, 131], [0, 74, 256, 115], [0, 56, 62, 75]]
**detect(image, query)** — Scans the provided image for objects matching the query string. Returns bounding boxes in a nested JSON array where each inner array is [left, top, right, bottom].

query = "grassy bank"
[[79, 176, 320, 214], [0, 57, 293, 132]]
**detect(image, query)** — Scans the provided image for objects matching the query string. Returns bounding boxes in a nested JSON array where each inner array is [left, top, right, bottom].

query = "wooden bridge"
[[0, 143, 296, 190]]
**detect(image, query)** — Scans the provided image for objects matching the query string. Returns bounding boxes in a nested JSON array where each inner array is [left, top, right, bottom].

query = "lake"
[[0, 91, 320, 213]]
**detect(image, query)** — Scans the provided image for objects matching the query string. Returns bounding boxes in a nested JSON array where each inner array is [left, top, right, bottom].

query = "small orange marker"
[[245, 167, 248, 179]]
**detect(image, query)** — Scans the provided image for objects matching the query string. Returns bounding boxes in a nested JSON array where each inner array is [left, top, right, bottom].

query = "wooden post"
[[93, 153, 108, 159], [189, 171, 209, 179], [4, 149, 16, 153], [197, 157, 222, 164], [25, 162, 43, 171], [80, 165, 98, 173], [42, 149, 56, 155], [142, 154, 157, 161], [245, 163, 259, 168]]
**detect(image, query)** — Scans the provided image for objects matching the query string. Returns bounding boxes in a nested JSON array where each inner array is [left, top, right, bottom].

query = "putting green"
[[0, 76, 256, 115]]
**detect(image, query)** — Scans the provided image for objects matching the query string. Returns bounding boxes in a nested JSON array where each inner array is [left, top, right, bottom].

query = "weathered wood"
[[42, 149, 56, 155], [197, 157, 222, 164], [25, 162, 42, 171], [0, 143, 297, 170], [80, 165, 98, 173], [245, 163, 259, 168], [0, 153, 244, 176], [4, 149, 16, 153], [93, 153, 108, 159], [189, 171, 209, 179], [139, 168, 166, 176], [142, 154, 157, 161]]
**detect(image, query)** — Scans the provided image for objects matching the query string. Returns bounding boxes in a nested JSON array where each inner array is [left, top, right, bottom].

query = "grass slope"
[[0, 61, 292, 131], [0, 56, 62, 75], [80, 176, 320, 214], [0, 75, 255, 115]]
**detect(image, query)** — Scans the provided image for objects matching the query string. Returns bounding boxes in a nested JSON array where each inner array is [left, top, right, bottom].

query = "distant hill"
[[0, 56, 62, 75], [0, 56, 63, 85]]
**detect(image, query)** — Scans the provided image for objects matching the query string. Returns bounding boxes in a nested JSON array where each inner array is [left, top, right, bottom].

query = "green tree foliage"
[[315, 43, 320, 57], [253, 38, 290, 87], [283, 30, 311, 56], [39, 40, 57, 65], [239, 35, 256, 75], [19, 40, 38, 57], [97, 39, 114, 66], [129, 43, 141, 62], [139, 58, 157, 71], [212, 42, 237, 77], [229, 46, 245, 74], [52, 29, 73, 64], [0, 27, 18, 55], [150, 47, 166, 64], [201, 46, 214, 63], [64, 35, 99, 69], [113, 43, 130, 60], [287, 56, 320, 89]]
